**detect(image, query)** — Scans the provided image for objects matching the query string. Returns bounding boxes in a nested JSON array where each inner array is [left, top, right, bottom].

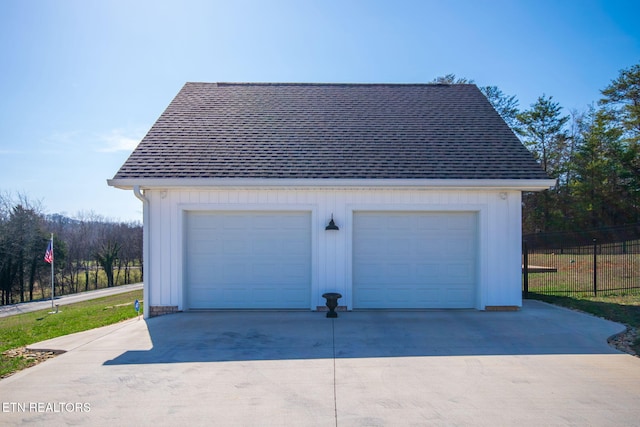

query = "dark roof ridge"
[[207, 82, 458, 88]]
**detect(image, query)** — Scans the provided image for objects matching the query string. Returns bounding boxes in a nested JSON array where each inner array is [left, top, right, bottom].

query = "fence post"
[[593, 238, 597, 297], [523, 240, 529, 299]]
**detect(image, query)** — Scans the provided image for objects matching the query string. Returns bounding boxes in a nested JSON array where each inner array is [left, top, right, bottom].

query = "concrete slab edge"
[[526, 299, 628, 349], [26, 318, 140, 353]]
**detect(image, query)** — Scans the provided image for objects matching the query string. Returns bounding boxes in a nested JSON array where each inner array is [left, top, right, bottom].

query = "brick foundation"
[[316, 306, 347, 312], [149, 306, 180, 317], [484, 306, 520, 311]]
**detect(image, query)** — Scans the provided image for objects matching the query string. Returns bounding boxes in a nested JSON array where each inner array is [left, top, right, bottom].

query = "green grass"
[[526, 253, 640, 294], [30, 268, 143, 303], [529, 292, 640, 354], [0, 290, 143, 378]]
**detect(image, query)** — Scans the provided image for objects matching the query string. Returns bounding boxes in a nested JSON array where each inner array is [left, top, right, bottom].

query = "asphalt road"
[[0, 283, 143, 318]]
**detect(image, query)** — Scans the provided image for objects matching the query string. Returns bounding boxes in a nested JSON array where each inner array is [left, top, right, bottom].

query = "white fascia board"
[[107, 178, 555, 191]]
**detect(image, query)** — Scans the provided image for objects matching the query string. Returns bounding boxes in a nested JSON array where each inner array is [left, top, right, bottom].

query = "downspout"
[[133, 186, 150, 319]]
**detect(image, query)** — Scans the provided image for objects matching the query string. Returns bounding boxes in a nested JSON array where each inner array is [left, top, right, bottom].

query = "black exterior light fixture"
[[325, 214, 339, 231]]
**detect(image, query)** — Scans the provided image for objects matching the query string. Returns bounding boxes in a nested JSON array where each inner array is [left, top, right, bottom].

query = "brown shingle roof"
[[112, 82, 549, 180]]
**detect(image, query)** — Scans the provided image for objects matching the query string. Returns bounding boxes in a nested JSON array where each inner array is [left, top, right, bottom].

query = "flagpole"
[[50, 233, 54, 310]]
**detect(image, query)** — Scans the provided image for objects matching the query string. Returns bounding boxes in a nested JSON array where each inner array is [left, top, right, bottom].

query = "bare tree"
[[118, 222, 142, 285], [95, 240, 121, 288], [0, 195, 143, 305], [0, 193, 47, 303]]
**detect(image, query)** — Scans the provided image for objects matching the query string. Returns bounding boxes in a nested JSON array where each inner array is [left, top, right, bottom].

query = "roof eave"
[[107, 178, 555, 192]]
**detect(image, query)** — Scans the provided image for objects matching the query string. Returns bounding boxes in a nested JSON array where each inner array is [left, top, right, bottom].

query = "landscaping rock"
[[1, 347, 61, 379], [608, 327, 638, 356]]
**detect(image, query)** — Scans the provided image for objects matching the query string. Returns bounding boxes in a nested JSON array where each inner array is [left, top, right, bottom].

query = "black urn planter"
[[322, 292, 342, 318]]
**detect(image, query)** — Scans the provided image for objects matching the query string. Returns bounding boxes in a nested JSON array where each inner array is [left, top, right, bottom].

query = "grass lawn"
[[526, 252, 640, 294], [528, 292, 640, 355], [0, 290, 143, 379]]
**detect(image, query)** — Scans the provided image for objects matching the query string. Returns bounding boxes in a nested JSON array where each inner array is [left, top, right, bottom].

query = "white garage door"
[[353, 211, 477, 309], [185, 211, 311, 309]]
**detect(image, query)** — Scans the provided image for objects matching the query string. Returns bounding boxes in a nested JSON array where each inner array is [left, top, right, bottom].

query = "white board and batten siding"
[[144, 187, 523, 311]]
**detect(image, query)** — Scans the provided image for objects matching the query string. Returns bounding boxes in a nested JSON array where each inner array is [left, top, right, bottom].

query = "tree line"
[[436, 62, 640, 233], [0, 193, 142, 305]]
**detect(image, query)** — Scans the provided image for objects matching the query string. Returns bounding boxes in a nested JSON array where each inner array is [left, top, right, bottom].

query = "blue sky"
[[1, 0, 638, 222]]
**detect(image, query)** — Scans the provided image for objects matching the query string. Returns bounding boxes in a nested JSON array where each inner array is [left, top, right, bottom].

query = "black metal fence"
[[523, 225, 640, 297]]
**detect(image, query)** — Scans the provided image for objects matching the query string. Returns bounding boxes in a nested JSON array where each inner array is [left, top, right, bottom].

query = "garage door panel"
[[387, 215, 414, 230], [222, 263, 249, 283], [223, 238, 248, 254], [388, 287, 414, 303], [447, 214, 476, 229], [222, 215, 249, 229], [252, 215, 277, 229], [417, 220, 447, 232], [354, 211, 477, 309], [283, 264, 309, 280], [253, 286, 283, 304], [445, 286, 475, 305], [281, 238, 308, 253], [416, 246, 442, 259], [286, 214, 311, 228], [414, 287, 440, 301], [356, 286, 384, 304], [190, 270, 213, 285], [357, 214, 383, 229], [252, 262, 280, 279], [221, 287, 249, 304], [281, 287, 309, 304], [447, 241, 474, 257], [414, 263, 442, 280], [359, 284, 443, 307], [389, 263, 412, 280], [354, 263, 385, 283], [252, 240, 273, 255], [445, 263, 475, 282], [186, 211, 311, 309]]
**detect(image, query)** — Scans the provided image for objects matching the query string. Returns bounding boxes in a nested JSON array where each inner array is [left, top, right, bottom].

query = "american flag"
[[44, 240, 53, 264]]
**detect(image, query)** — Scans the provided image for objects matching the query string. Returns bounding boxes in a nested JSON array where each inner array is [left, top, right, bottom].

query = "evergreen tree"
[[480, 85, 520, 133], [600, 63, 640, 143], [517, 95, 570, 178], [518, 95, 570, 232], [431, 74, 474, 84], [569, 108, 629, 227], [599, 63, 640, 217]]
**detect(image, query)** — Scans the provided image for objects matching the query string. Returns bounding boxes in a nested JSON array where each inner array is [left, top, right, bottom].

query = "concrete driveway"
[[2, 300, 640, 426]]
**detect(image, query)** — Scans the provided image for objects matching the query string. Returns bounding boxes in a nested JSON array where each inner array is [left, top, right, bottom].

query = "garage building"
[[108, 82, 553, 317]]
